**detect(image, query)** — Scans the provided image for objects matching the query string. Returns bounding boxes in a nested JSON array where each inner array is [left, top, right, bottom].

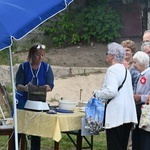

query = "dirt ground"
[[14, 37, 142, 68], [14, 42, 108, 68], [46, 43, 108, 67]]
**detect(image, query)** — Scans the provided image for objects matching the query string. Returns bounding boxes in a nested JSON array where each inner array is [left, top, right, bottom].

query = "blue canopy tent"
[[0, 0, 73, 149]]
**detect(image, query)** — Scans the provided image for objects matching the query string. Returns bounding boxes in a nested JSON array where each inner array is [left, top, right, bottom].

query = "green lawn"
[[41, 131, 107, 150], [0, 131, 107, 150]]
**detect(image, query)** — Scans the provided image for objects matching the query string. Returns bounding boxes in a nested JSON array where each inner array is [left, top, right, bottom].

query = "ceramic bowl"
[[58, 100, 78, 111]]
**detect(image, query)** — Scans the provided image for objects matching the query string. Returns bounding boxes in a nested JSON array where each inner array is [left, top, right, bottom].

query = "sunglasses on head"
[[36, 44, 46, 49]]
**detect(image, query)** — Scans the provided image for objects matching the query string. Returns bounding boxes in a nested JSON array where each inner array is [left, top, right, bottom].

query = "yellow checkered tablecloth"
[[17, 109, 84, 142]]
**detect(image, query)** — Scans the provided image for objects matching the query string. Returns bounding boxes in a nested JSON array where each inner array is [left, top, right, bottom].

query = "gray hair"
[[133, 51, 149, 68], [141, 41, 150, 52], [107, 42, 126, 63]]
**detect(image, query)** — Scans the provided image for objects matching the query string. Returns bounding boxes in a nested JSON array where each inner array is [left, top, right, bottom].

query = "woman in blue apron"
[[13, 43, 54, 150]]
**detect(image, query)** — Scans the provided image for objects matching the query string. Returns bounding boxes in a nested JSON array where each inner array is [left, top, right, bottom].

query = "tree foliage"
[[42, 2, 123, 47]]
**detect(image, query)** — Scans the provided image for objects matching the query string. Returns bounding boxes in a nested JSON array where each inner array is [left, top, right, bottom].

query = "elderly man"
[[141, 41, 150, 57], [143, 30, 150, 43]]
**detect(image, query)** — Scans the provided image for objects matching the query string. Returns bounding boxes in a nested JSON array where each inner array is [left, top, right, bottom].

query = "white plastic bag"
[[139, 104, 150, 132], [85, 97, 105, 133]]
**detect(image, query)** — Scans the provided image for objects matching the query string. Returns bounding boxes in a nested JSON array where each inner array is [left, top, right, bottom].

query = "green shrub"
[[42, 4, 122, 47], [0, 48, 10, 65]]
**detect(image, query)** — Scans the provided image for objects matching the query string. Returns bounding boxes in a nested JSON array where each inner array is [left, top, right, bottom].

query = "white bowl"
[[59, 100, 78, 111], [78, 101, 87, 107], [24, 100, 49, 111]]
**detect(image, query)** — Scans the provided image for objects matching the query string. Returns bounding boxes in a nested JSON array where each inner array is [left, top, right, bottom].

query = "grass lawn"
[[0, 131, 107, 150]]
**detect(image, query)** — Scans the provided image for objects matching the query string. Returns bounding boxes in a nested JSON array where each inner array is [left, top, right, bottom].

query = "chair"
[[0, 82, 12, 118], [0, 82, 27, 150], [62, 130, 93, 150]]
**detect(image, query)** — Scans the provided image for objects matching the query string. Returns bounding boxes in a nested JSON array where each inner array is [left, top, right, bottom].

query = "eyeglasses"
[[106, 52, 114, 56], [142, 40, 150, 44], [36, 44, 46, 49], [36, 53, 44, 58]]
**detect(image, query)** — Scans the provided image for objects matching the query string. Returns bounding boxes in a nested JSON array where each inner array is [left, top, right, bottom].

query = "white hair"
[[107, 42, 125, 63], [133, 51, 149, 68]]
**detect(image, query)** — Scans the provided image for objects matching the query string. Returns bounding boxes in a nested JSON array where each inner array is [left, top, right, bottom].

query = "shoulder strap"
[[107, 68, 127, 104], [118, 68, 127, 91], [103, 68, 127, 127]]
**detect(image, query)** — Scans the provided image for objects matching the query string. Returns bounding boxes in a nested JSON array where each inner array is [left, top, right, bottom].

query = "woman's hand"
[[16, 84, 28, 92], [145, 95, 150, 105], [16, 82, 33, 92], [24, 82, 33, 92], [45, 85, 51, 92], [134, 94, 141, 103]]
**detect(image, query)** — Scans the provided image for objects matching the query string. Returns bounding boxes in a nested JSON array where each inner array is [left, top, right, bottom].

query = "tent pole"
[[8, 47, 18, 150]]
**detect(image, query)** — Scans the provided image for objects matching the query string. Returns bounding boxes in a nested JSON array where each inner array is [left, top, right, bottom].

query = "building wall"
[[118, 3, 142, 37]]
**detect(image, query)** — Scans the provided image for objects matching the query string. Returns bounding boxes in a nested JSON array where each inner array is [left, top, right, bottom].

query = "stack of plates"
[[78, 101, 87, 112], [78, 101, 87, 107], [79, 107, 85, 112]]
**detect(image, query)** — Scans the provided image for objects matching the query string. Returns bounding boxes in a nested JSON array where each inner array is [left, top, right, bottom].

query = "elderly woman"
[[121, 39, 136, 69], [121, 40, 137, 150], [94, 42, 137, 150], [131, 41, 150, 90], [132, 51, 150, 150]]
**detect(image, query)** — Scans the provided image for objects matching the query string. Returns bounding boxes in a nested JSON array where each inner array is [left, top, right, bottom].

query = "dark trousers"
[[31, 135, 41, 150], [132, 126, 150, 150], [12, 134, 41, 150], [132, 126, 140, 150], [132, 102, 150, 150], [106, 123, 132, 150], [12, 133, 22, 150]]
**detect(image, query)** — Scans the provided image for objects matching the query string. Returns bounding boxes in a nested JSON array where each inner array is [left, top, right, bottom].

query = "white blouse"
[[94, 64, 137, 129]]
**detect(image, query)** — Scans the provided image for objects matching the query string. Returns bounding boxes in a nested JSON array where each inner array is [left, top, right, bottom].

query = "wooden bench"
[[0, 128, 26, 150], [0, 128, 14, 150]]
